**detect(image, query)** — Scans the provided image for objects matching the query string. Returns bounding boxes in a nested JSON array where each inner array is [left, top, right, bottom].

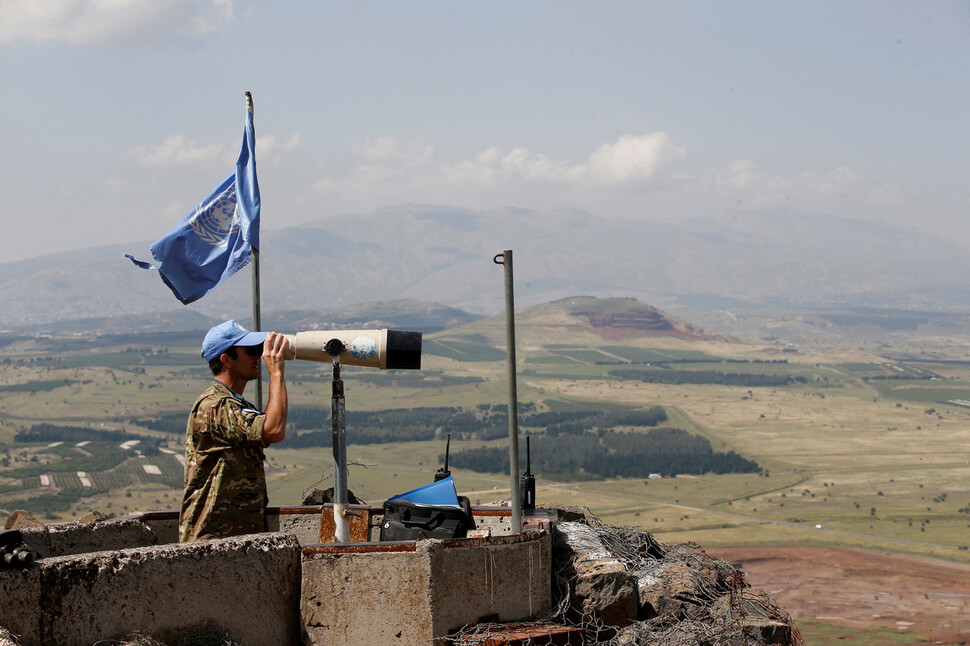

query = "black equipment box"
[[380, 497, 475, 541]]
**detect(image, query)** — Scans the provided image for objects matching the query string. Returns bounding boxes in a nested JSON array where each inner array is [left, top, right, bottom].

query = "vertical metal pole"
[[493, 250, 521, 533], [327, 339, 349, 543], [246, 91, 263, 411], [251, 245, 263, 410]]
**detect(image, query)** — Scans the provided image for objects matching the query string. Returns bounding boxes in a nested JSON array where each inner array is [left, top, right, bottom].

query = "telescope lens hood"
[[385, 330, 422, 370]]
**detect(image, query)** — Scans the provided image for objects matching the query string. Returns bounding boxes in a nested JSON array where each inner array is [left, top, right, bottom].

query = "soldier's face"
[[229, 345, 261, 381]]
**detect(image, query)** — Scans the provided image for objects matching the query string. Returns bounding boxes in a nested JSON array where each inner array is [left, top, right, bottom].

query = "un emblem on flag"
[[190, 185, 240, 248]]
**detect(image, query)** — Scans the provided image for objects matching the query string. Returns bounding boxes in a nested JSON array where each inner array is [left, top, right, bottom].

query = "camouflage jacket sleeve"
[[192, 387, 266, 453]]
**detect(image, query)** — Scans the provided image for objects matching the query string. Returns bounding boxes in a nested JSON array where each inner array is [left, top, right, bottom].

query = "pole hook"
[[493, 251, 507, 265]]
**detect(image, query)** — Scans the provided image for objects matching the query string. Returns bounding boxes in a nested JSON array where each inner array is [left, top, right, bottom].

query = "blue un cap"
[[202, 320, 268, 361]]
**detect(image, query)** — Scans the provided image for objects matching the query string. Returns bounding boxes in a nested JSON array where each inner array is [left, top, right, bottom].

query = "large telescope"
[[283, 329, 422, 542], [283, 329, 422, 370]]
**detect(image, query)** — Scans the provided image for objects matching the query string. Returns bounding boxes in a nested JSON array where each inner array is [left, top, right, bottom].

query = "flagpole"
[[246, 91, 264, 410], [252, 244, 263, 409]]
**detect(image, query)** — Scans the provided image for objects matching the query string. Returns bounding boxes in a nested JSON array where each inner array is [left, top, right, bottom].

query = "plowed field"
[[708, 546, 970, 644]]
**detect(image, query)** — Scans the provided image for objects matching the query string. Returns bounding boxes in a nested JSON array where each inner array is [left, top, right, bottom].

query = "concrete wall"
[[0, 533, 302, 646], [123, 507, 332, 545], [468, 507, 515, 536], [122, 505, 528, 549], [17, 518, 158, 558], [121, 510, 179, 545], [301, 530, 552, 646], [0, 565, 41, 645], [269, 506, 331, 544], [302, 546, 433, 645], [1, 507, 553, 646], [428, 532, 551, 637]]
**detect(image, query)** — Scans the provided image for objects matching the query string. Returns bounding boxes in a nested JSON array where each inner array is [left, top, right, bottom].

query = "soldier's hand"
[[262, 332, 287, 376]]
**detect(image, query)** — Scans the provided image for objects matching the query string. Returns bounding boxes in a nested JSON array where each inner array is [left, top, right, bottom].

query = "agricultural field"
[[3, 299, 970, 643], [1, 308, 968, 559]]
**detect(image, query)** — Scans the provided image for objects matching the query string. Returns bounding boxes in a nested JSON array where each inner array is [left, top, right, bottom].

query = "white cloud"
[[124, 135, 228, 167], [711, 159, 855, 205], [311, 132, 692, 216], [587, 133, 687, 184], [310, 132, 907, 226], [354, 135, 433, 167], [123, 131, 299, 168], [439, 134, 684, 188], [445, 147, 585, 185], [703, 159, 905, 219], [714, 159, 762, 190], [253, 132, 302, 166], [0, 0, 235, 46], [320, 132, 684, 197], [349, 136, 436, 183]]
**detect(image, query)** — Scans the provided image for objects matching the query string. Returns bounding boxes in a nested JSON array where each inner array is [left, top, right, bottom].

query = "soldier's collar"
[[213, 379, 247, 402]]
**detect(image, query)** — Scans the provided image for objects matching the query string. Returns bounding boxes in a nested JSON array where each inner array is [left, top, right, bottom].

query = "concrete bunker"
[[0, 505, 553, 646]]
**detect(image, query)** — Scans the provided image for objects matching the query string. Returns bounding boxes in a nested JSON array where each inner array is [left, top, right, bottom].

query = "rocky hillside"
[[551, 296, 705, 340], [429, 296, 715, 351]]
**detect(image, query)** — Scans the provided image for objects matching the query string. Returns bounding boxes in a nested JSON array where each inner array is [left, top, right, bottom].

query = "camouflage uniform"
[[179, 381, 268, 542]]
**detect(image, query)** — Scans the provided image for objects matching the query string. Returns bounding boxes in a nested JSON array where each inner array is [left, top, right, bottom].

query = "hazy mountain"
[[16, 300, 480, 336], [257, 300, 478, 334], [3, 205, 970, 329]]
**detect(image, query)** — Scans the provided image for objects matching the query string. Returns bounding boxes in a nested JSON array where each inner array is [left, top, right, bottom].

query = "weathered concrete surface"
[[128, 506, 382, 547], [268, 506, 330, 545], [0, 564, 42, 644], [302, 530, 552, 646], [120, 511, 179, 545], [469, 507, 515, 536], [1, 532, 301, 646], [303, 547, 432, 645], [429, 533, 552, 636], [17, 518, 158, 558]]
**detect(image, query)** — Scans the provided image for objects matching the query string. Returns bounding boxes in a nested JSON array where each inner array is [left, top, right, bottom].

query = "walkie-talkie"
[[520, 435, 535, 510], [434, 433, 452, 482]]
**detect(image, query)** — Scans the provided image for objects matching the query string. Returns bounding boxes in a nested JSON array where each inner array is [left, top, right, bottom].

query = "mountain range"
[[3, 205, 970, 330]]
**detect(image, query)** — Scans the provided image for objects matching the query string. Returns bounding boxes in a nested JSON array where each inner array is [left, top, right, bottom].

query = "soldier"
[[179, 320, 288, 541]]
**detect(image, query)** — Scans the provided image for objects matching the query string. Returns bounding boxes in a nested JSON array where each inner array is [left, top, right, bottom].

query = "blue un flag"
[[127, 103, 260, 304]]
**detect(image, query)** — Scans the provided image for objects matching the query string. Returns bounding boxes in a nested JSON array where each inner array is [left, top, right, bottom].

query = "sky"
[[0, 1, 968, 264]]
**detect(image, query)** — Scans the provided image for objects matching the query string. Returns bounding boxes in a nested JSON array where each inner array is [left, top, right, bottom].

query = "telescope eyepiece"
[[324, 338, 346, 358]]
